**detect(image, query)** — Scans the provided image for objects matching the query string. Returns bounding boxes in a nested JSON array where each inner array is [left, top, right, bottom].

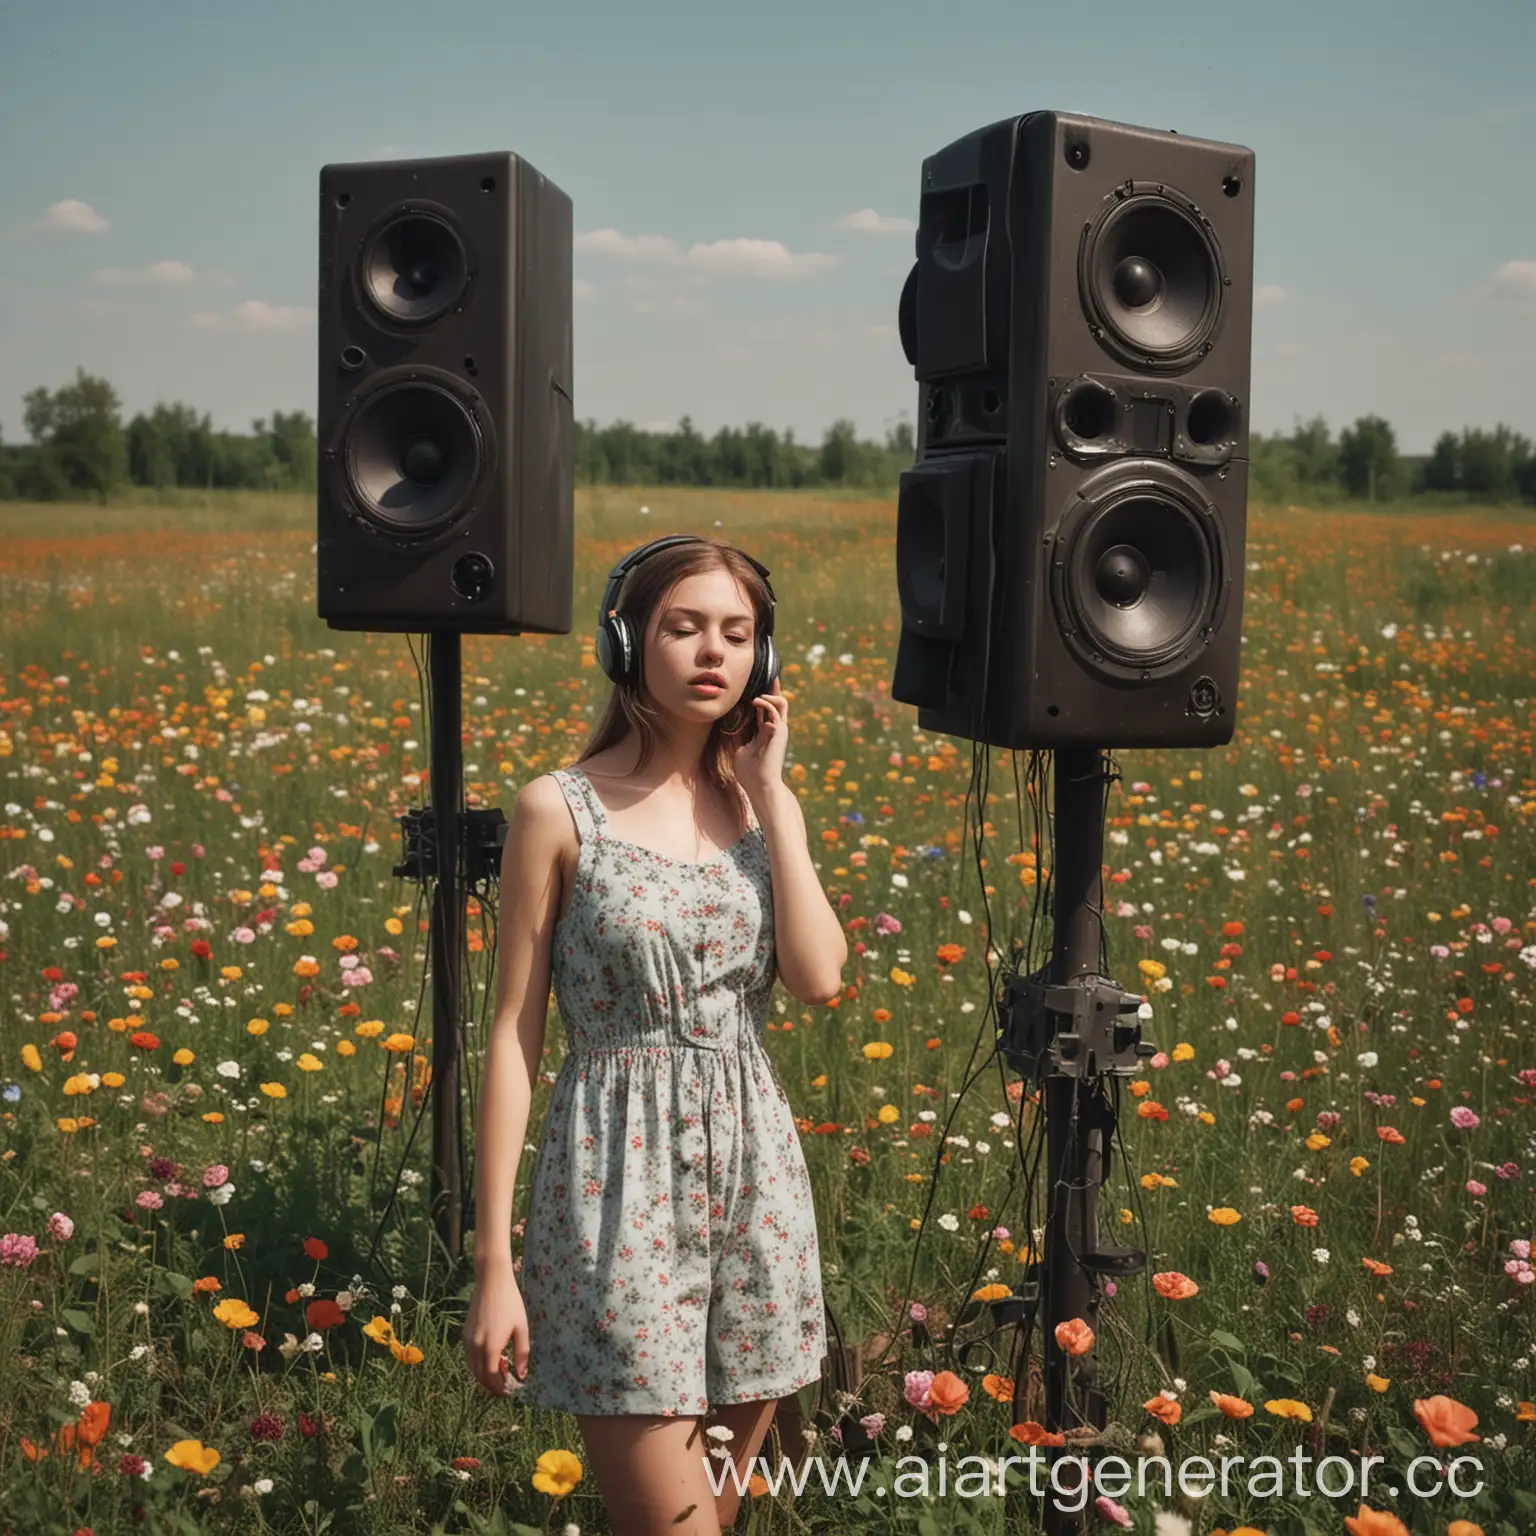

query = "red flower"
[[304, 1298, 345, 1331], [190, 939, 212, 960], [129, 1031, 161, 1051], [299, 1410, 323, 1438], [303, 1236, 329, 1262]]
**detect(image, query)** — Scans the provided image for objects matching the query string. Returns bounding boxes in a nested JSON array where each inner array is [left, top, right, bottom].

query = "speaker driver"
[[1079, 185, 1224, 371], [1052, 466, 1223, 674], [339, 373, 487, 536], [360, 209, 470, 325]]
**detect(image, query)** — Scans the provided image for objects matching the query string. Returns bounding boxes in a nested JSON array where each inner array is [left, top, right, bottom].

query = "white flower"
[[937, 1213, 960, 1232], [253, 1477, 274, 1494], [68, 1379, 92, 1408], [1313, 1247, 1330, 1265]]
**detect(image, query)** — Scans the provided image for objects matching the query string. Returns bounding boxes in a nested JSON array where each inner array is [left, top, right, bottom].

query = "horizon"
[[1, 0, 1532, 458]]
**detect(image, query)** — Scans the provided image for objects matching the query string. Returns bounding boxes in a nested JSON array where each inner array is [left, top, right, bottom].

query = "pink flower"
[[1510, 1240, 1531, 1260], [874, 911, 902, 936], [339, 965, 372, 987], [1149, 1052, 1169, 1070], [1094, 1494, 1133, 1527], [203, 1164, 230, 1188], [231, 926, 256, 944], [1450, 1106, 1480, 1131], [1466, 1180, 1487, 1197], [903, 1370, 934, 1410], [47, 1212, 74, 1242], [315, 870, 339, 890], [0, 1233, 40, 1268], [908, 1301, 927, 1323], [135, 1190, 164, 1211], [146, 845, 165, 861], [860, 1412, 886, 1438]]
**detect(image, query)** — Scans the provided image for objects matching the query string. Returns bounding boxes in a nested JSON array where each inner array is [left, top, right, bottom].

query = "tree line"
[[3, 366, 1535, 506]]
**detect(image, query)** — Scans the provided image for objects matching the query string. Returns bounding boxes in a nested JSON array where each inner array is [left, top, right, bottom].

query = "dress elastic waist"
[[562, 1036, 763, 1058]]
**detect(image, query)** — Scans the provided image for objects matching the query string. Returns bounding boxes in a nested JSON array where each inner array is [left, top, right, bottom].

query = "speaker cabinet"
[[893, 111, 1255, 748], [316, 151, 574, 634]]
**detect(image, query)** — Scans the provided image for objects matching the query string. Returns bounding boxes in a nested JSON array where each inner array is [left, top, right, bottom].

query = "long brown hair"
[[572, 535, 773, 793]]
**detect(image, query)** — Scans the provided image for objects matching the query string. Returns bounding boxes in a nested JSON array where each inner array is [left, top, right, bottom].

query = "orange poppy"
[[1412, 1394, 1479, 1448]]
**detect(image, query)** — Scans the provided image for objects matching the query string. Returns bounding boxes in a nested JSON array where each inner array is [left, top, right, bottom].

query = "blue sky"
[[1, 0, 1531, 455]]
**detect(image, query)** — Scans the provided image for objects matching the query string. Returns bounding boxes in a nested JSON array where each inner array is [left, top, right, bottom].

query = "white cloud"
[[686, 237, 838, 277], [93, 260, 197, 286], [829, 208, 915, 234], [1481, 260, 1536, 305], [187, 299, 316, 333], [575, 227, 838, 278], [575, 228, 683, 261], [37, 198, 111, 234], [1253, 284, 1290, 308]]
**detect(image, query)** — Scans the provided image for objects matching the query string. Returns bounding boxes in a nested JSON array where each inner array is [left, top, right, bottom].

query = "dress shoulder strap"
[[553, 766, 606, 846]]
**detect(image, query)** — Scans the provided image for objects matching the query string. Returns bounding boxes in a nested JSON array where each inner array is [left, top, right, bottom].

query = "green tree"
[[1460, 424, 1530, 501], [1286, 413, 1340, 493], [1337, 414, 1402, 500], [21, 367, 129, 502], [1422, 430, 1460, 492]]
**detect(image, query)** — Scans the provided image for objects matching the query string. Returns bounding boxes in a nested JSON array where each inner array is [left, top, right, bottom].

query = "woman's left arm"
[[757, 785, 849, 1004]]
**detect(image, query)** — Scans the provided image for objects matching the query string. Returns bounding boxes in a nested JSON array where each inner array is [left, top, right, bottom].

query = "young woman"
[[464, 534, 846, 1535]]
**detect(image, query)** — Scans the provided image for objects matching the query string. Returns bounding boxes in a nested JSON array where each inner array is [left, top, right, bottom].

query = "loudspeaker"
[[892, 111, 1255, 748], [316, 151, 574, 635]]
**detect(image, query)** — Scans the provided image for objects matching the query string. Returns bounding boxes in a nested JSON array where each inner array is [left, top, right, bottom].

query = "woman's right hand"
[[464, 1260, 530, 1396]]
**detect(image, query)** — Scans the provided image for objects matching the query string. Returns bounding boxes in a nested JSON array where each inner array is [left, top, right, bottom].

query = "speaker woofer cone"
[[1079, 186, 1225, 371], [341, 377, 486, 535], [1051, 465, 1224, 674], [360, 210, 470, 324]]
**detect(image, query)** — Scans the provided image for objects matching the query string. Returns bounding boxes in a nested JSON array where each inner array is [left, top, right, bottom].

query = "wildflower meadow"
[[0, 484, 1533, 1536]]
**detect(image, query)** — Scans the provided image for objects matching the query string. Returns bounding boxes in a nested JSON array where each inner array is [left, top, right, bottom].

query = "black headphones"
[[594, 534, 778, 704]]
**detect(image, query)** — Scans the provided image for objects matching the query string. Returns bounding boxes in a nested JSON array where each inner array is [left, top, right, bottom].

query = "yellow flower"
[[1366, 1373, 1391, 1393], [1265, 1398, 1313, 1422], [1172, 1042, 1194, 1062], [296, 1053, 324, 1072], [164, 1439, 221, 1475], [20, 1043, 42, 1073], [1306, 1132, 1331, 1151], [285, 919, 314, 937], [862, 1041, 893, 1060], [384, 916, 404, 935], [63, 1074, 94, 1096], [877, 1104, 899, 1124], [382, 1032, 416, 1053], [259, 1082, 287, 1099], [1138, 959, 1166, 981], [363, 1315, 395, 1345], [355, 1020, 385, 1039], [971, 1283, 1012, 1302], [101, 1071, 125, 1088], [337, 1039, 357, 1057], [213, 1298, 259, 1330], [389, 1337, 424, 1365], [532, 1448, 584, 1498], [1350, 1156, 1370, 1176], [202, 1111, 225, 1124], [173, 1048, 196, 1066], [247, 1018, 270, 1036], [1208, 1207, 1241, 1226], [223, 1234, 245, 1251], [220, 965, 242, 981]]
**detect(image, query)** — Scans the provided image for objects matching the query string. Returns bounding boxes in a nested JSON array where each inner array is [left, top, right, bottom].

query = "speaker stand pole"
[[1041, 746, 1111, 1535], [428, 628, 465, 1260]]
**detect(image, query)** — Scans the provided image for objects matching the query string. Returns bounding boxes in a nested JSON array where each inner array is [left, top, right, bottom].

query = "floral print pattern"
[[516, 766, 826, 1417]]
